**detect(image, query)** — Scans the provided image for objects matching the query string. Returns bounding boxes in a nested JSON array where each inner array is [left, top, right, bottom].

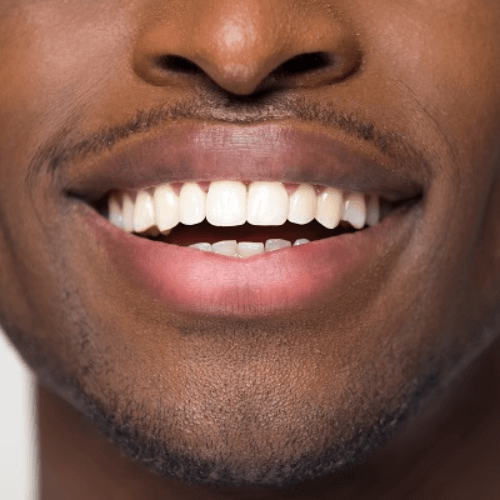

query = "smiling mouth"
[[72, 122, 425, 315], [99, 179, 418, 258]]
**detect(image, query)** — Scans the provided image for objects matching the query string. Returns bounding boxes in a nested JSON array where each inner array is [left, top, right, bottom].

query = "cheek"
[[0, 194, 56, 339], [471, 172, 500, 313], [359, 0, 500, 322], [0, 1, 129, 341], [360, 0, 500, 164], [0, 1, 130, 156]]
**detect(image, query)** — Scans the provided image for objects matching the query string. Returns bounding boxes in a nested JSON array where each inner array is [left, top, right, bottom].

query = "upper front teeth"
[[288, 183, 317, 224], [179, 182, 206, 225], [107, 180, 381, 234], [247, 181, 289, 225], [206, 180, 247, 226], [155, 184, 180, 231]]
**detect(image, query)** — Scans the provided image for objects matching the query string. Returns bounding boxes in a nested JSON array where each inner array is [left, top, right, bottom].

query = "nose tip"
[[133, 1, 361, 96], [202, 15, 277, 95]]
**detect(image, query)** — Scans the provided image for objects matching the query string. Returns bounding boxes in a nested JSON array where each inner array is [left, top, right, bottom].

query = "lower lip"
[[87, 208, 416, 317]]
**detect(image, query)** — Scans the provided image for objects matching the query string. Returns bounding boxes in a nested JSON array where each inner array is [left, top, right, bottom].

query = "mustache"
[[27, 93, 430, 183]]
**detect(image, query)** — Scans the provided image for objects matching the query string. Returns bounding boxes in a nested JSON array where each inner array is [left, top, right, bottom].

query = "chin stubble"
[[1, 237, 499, 491], [0, 298, 481, 491]]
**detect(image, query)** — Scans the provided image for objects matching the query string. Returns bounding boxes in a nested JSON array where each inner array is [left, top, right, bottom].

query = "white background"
[[0, 330, 38, 500]]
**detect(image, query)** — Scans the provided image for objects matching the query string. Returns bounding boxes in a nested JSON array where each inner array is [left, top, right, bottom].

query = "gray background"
[[0, 330, 38, 500]]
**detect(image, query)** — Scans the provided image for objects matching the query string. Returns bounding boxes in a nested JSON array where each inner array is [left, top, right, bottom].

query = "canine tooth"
[[108, 194, 124, 229], [206, 181, 246, 227], [315, 187, 343, 229], [366, 195, 381, 226], [265, 239, 292, 252], [122, 192, 135, 232], [237, 241, 265, 258], [179, 183, 206, 225], [212, 240, 238, 256], [155, 184, 180, 231], [288, 184, 316, 225], [190, 242, 212, 252], [247, 182, 289, 226], [133, 190, 156, 233], [293, 238, 310, 246], [343, 192, 366, 229]]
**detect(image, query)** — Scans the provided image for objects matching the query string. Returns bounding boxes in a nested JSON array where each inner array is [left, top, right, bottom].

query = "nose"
[[133, 0, 361, 95]]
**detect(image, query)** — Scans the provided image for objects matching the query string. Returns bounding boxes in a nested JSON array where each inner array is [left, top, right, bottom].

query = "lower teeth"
[[190, 238, 311, 258]]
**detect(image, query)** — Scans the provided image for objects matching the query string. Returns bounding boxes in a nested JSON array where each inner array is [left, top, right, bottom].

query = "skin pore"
[[0, 0, 500, 498]]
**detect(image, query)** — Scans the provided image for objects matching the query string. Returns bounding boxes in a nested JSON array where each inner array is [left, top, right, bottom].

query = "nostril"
[[156, 55, 202, 75], [273, 52, 333, 78]]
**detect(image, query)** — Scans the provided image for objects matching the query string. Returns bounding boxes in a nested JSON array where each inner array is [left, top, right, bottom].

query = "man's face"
[[1, 0, 500, 489]]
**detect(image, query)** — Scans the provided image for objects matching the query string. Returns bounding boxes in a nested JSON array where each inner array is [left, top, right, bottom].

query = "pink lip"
[[69, 122, 424, 203], [86, 205, 416, 317]]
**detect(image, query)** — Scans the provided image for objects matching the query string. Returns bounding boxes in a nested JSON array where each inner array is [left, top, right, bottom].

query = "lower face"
[[1, 0, 500, 490]]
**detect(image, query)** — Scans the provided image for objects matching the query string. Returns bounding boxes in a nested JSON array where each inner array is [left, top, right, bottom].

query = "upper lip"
[[65, 120, 426, 204]]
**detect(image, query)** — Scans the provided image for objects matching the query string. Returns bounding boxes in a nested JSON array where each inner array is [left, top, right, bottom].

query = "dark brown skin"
[[1, 0, 500, 498]]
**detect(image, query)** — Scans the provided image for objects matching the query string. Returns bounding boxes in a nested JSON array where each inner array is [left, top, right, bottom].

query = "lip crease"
[[67, 121, 424, 204]]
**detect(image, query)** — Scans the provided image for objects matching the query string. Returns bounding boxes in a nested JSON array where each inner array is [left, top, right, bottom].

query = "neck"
[[38, 339, 500, 500]]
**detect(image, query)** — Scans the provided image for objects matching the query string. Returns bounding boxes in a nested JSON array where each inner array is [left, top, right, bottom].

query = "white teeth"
[[206, 181, 246, 227], [237, 241, 265, 258], [154, 184, 180, 232], [293, 238, 310, 246], [288, 184, 316, 225], [108, 181, 383, 237], [190, 242, 212, 252], [212, 240, 238, 257], [188, 239, 304, 258], [366, 195, 381, 227], [108, 194, 124, 229], [247, 182, 289, 226], [122, 192, 135, 233], [133, 190, 156, 233], [315, 187, 343, 229], [179, 182, 206, 225], [265, 239, 292, 252], [343, 192, 366, 229]]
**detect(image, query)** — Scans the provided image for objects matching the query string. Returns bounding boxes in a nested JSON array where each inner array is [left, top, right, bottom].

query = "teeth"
[[366, 194, 381, 227], [315, 187, 343, 229], [108, 194, 124, 229], [265, 239, 292, 252], [107, 181, 385, 240], [247, 182, 289, 226], [122, 192, 135, 233], [133, 190, 156, 233], [206, 181, 246, 226], [212, 240, 238, 257], [179, 182, 206, 225], [155, 184, 179, 232], [343, 192, 366, 229], [190, 242, 212, 252], [293, 238, 310, 246], [237, 241, 265, 258], [288, 184, 316, 225], [189, 239, 298, 258]]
